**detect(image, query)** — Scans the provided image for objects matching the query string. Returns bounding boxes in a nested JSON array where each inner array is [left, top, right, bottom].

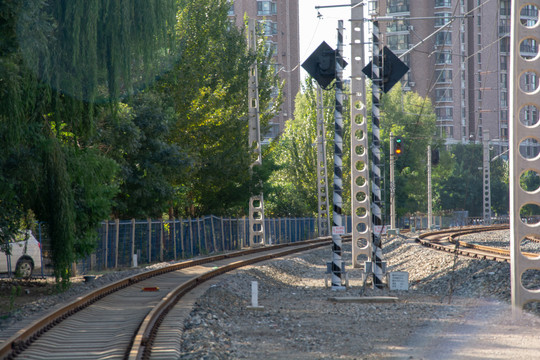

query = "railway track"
[[416, 225, 539, 262], [1, 237, 336, 360]]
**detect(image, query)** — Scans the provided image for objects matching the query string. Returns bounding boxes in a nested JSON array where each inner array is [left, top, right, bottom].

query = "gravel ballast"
[[175, 230, 540, 359]]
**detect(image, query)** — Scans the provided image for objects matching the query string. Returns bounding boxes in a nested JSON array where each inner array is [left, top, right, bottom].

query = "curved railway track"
[[1, 237, 337, 360], [416, 224, 539, 262]]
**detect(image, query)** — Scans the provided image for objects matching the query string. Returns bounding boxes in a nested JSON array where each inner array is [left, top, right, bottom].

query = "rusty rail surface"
[[1, 237, 342, 360]]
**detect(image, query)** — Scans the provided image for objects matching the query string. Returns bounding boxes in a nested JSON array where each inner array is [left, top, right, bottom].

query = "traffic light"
[[431, 148, 440, 166], [394, 137, 403, 156]]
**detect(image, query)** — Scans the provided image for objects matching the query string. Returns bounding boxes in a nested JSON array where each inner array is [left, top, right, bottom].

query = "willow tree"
[[0, 0, 177, 283]]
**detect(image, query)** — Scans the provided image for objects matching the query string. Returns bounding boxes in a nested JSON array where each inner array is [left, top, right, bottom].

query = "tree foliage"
[[0, 0, 176, 282], [265, 78, 350, 217], [158, 0, 283, 217]]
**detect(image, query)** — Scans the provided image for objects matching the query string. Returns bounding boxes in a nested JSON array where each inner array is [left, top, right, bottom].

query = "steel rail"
[[416, 225, 539, 262], [128, 239, 336, 360], [0, 237, 338, 360]]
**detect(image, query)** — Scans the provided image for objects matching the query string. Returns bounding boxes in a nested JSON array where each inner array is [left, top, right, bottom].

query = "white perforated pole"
[[509, 0, 540, 317], [331, 21, 345, 290], [247, 18, 265, 247], [351, 0, 372, 269], [371, 18, 384, 289], [482, 130, 491, 225]]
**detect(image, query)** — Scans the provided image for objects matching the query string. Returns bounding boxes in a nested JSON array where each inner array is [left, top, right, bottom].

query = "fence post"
[[229, 218, 233, 250], [114, 219, 119, 268], [147, 218, 152, 263], [211, 216, 217, 253], [104, 221, 109, 269], [180, 218, 185, 258], [131, 219, 136, 267], [220, 217, 225, 252], [173, 217, 177, 260], [188, 217, 193, 256], [160, 219, 164, 262], [197, 217, 202, 254]]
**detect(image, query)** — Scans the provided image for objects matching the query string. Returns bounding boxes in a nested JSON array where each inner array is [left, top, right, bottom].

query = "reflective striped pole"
[[331, 20, 345, 290], [371, 19, 384, 289]]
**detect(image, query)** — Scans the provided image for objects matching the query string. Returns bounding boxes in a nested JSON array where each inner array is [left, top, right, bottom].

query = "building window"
[[387, 34, 409, 51], [435, 88, 453, 101], [257, 1, 276, 16], [520, 5, 539, 26], [500, 91, 507, 107], [436, 51, 452, 64], [520, 38, 538, 59], [500, 37, 510, 53], [436, 107, 453, 120], [260, 20, 277, 36], [500, 55, 508, 70], [435, 31, 452, 46], [435, 69, 452, 83], [500, 0, 511, 16], [265, 41, 277, 56], [435, 0, 451, 7], [435, 12, 452, 27], [500, 73, 508, 88], [387, 19, 409, 32], [387, 0, 409, 13], [227, 1, 234, 16], [520, 105, 539, 126]]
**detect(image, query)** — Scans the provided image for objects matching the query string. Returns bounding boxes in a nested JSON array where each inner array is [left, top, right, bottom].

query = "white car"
[[0, 231, 42, 278]]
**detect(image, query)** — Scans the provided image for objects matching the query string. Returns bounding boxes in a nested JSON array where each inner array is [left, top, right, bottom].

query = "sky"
[[298, 0, 360, 81]]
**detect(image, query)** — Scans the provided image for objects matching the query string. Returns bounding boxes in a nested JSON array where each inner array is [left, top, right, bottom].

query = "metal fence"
[[76, 216, 354, 274], [25, 216, 354, 276]]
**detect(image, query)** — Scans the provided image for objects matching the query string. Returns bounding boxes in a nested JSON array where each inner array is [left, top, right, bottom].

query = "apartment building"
[[372, 0, 531, 154], [228, 0, 300, 139]]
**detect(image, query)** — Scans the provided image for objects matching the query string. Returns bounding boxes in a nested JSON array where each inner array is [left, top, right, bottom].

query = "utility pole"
[[370, 13, 384, 289], [351, 0, 373, 270], [427, 145, 432, 229], [247, 18, 265, 247], [390, 132, 396, 230], [509, 0, 540, 316], [482, 129, 491, 225], [330, 20, 346, 290], [316, 85, 331, 237]]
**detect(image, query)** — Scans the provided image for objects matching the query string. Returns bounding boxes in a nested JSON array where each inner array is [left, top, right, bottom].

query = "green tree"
[[367, 83, 439, 219], [160, 0, 282, 216], [436, 144, 509, 217], [0, 0, 176, 282], [97, 93, 187, 219], [265, 78, 351, 217]]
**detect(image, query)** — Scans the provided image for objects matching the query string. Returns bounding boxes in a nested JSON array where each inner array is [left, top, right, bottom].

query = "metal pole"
[[316, 86, 331, 237], [428, 145, 432, 229], [482, 130, 491, 225], [331, 20, 345, 291], [351, 0, 372, 269], [371, 16, 384, 289], [247, 18, 265, 247], [390, 133, 396, 230]]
